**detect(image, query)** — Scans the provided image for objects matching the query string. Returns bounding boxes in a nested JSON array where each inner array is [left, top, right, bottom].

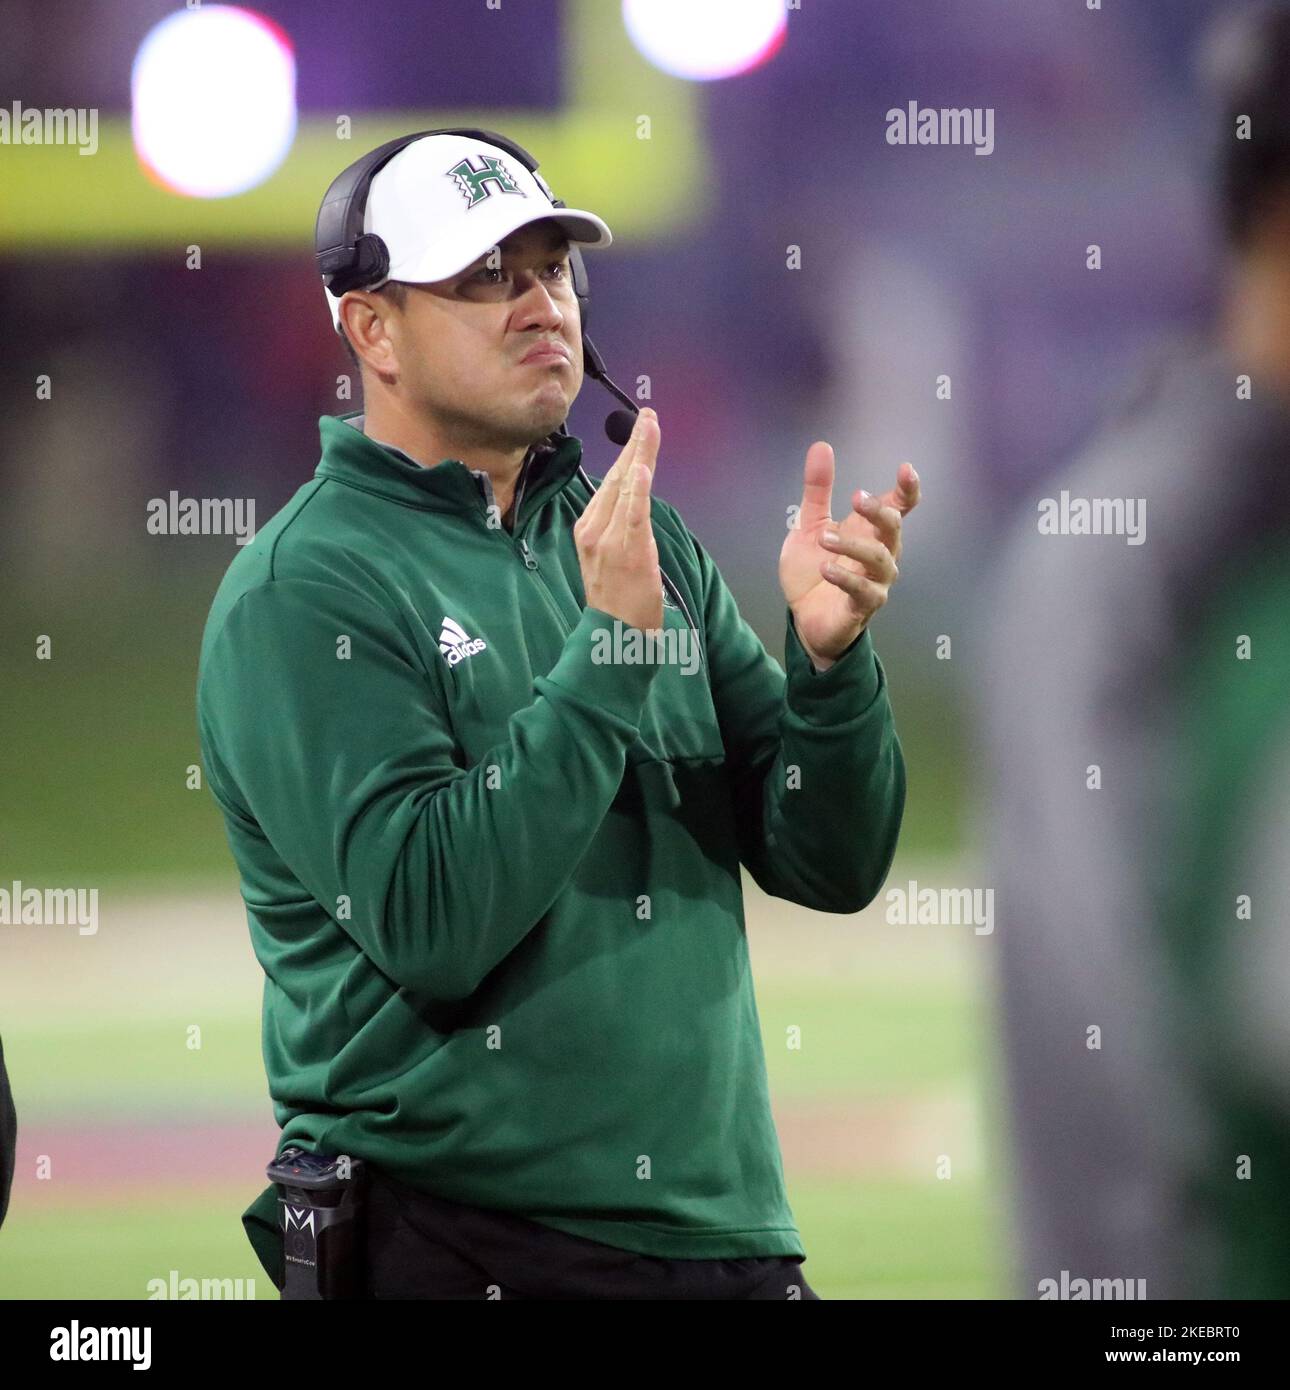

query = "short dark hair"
[[340, 280, 410, 375]]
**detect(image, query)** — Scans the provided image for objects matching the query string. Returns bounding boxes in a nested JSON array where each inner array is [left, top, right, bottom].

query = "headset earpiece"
[[344, 234, 391, 297]]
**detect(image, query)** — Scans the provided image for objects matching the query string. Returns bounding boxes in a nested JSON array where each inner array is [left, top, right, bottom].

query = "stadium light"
[[131, 5, 297, 198], [622, 0, 787, 82]]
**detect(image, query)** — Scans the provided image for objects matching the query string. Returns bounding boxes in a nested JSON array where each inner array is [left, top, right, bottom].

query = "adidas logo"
[[438, 616, 487, 666]]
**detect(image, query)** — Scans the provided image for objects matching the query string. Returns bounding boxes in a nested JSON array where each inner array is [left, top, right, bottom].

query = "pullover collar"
[[315, 411, 586, 529]]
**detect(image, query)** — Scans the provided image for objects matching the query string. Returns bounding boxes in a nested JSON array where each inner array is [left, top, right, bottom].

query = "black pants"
[[360, 1169, 821, 1300]]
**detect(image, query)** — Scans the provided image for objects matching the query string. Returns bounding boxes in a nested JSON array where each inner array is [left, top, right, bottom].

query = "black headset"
[[314, 128, 703, 664]]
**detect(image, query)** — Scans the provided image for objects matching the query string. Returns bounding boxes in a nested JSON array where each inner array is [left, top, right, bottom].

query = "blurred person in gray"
[[980, 3, 1290, 1299]]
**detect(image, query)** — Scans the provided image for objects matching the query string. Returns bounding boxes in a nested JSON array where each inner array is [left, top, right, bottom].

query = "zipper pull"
[[518, 539, 538, 571]]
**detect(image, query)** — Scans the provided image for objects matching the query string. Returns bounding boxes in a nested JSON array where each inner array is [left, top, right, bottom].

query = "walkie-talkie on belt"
[[265, 1147, 368, 1299]]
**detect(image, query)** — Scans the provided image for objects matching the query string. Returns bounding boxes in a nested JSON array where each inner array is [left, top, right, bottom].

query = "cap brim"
[[389, 207, 612, 286]]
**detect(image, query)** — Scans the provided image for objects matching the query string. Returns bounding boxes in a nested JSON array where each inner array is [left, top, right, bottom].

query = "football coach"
[[197, 129, 917, 1300]]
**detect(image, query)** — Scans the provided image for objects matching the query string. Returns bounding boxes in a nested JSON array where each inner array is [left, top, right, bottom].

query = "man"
[[197, 131, 916, 1299], [980, 3, 1290, 1300]]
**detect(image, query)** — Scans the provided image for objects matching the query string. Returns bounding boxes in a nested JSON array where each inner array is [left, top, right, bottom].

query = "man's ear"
[[340, 291, 395, 377]]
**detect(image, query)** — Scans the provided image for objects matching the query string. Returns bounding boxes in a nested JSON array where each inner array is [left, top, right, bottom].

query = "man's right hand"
[[573, 408, 664, 633]]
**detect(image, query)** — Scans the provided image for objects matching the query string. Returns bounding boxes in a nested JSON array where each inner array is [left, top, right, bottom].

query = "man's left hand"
[[780, 443, 920, 671]]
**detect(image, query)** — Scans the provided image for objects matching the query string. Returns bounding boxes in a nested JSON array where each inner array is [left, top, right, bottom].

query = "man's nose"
[[512, 271, 564, 330]]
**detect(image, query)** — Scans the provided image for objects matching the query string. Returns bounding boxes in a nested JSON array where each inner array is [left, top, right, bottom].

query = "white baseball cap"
[[322, 132, 613, 331]]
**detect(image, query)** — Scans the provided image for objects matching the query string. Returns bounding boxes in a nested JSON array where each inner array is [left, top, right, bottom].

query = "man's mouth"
[[520, 342, 571, 367]]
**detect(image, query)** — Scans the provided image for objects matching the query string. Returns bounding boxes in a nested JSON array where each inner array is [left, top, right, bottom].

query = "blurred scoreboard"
[[0, 0, 706, 250]]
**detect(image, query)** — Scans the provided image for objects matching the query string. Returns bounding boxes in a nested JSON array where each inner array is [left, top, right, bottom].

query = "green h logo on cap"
[[446, 154, 526, 208]]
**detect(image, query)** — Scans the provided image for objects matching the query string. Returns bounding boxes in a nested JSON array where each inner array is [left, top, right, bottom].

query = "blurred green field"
[[0, 861, 1014, 1300]]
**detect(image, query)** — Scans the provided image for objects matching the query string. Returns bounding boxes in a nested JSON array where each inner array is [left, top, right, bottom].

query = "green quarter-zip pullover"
[[197, 412, 906, 1285]]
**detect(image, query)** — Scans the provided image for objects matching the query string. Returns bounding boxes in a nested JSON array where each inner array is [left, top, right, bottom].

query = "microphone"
[[604, 409, 638, 446], [571, 336, 707, 676], [581, 333, 641, 445]]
